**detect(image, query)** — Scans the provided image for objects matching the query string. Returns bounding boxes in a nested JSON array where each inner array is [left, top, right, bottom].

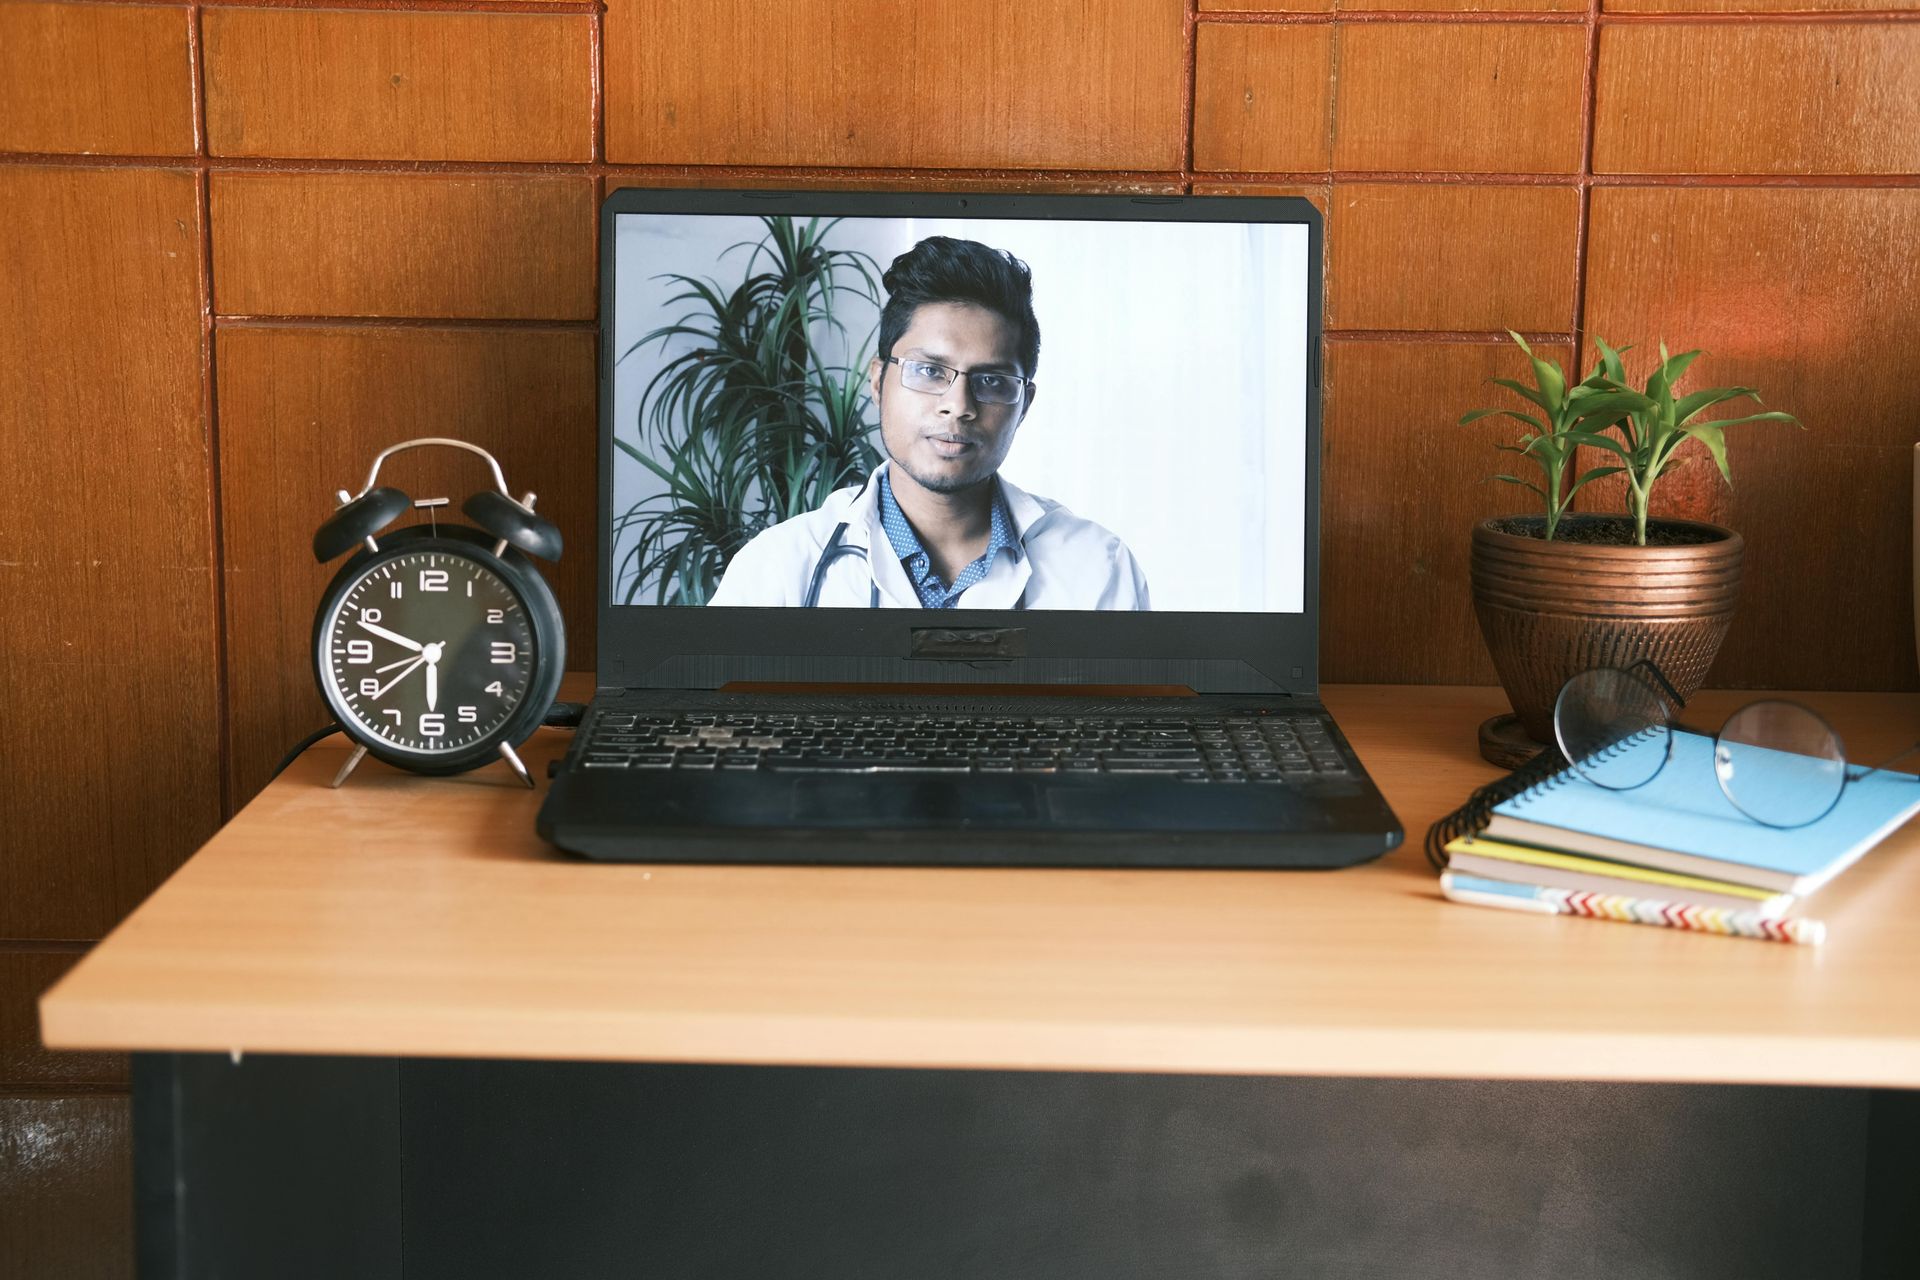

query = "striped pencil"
[[1440, 871, 1826, 946]]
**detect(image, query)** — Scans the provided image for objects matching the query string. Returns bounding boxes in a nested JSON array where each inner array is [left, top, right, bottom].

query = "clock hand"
[[371, 654, 426, 700], [374, 655, 416, 674], [358, 619, 423, 652], [423, 642, 444, 712]]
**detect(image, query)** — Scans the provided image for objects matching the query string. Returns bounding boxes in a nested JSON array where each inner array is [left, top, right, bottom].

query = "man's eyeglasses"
[[1553, 660, 1919, 828], [885, 357, 1032, 406]]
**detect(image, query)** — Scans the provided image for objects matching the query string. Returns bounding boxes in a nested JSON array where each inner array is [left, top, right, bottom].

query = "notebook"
[[1442, 835, 1795, 915], [535, 188, 1403, 867], [1483, 730, 1920, 895]]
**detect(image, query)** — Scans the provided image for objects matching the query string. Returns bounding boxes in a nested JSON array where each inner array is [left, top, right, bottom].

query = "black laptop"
[[537, 188, 1402, 868]]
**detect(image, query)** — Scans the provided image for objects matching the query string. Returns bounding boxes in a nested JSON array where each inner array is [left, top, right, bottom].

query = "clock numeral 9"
[[346, 639, 373, 664], [490, 642, 518, 664], [420, 713, 445, 738], [420, 569, 449, 593]]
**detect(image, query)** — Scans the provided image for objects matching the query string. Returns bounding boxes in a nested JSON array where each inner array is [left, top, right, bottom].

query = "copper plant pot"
[[1471, 515, 1743, 746]]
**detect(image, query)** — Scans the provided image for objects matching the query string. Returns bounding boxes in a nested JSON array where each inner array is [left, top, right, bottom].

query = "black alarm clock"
[[311, 438, 565, 788]]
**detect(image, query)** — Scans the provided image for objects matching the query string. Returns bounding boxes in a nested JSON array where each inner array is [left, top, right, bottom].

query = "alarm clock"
[[311, 438, 565, 788]]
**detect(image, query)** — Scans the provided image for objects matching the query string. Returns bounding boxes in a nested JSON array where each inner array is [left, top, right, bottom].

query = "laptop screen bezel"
[[596, 187, 1323, 697]]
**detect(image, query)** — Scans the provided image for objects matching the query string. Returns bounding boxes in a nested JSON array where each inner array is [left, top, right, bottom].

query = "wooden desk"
[[39, 685, 1920, 1280], [42, 684, 1920, 1087]]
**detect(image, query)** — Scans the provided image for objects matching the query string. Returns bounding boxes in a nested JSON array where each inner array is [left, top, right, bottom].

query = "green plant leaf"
[[1488, 378, 1550, 412], [1564, 464, 1626, 500], [1492, 473, 1548, 500], [1461, 407, 1546, 433]]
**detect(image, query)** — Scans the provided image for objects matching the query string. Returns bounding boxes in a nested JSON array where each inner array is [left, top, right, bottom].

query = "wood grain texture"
[[605, 0, 1188, 169], [1594, 24, 1920, 175], [203, 9, 593, 162], [1334, 24, 1587, 173], [0, 3, 195, 158], [1328, 183, 1578, 331], [1344, 0, 1583, 9], [0, 166, 221, 941], [215, 326, 597, 811], [604, 171, 1189, 196], [1194, 23, 1335, 173], [39, 684, 1920, 1086], [1190, 181, 1332, 214], [1199, 0, 1332, 12], [1583, 187, 1920, 692], [1607, 0, 1918, 11], [1, 953, 125, 1088], [211, 173, 596, 320], [1323, 341, 1573, 684], [0, 1096, 132, 1280]]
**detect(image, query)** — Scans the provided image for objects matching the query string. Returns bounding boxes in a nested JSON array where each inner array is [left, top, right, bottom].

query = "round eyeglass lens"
[[1553, 666, 1672, 789], [1713, 700, 1845, 828]]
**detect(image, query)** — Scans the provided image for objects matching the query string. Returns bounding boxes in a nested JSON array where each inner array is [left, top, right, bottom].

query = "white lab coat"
[[708, 462, 1151, 610]]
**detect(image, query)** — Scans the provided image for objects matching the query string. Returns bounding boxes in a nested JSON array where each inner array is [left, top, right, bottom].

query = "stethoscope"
[[800, 473, 1029, 609], [802, 474, 880, 609], [803, 520, 881, 608]]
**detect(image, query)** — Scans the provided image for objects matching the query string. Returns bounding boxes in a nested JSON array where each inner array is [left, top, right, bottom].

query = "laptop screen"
[[607, 203, 1312, 615]]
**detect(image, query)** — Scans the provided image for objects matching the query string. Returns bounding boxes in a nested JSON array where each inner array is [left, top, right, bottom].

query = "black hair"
[[876, 237, 1041, 381]]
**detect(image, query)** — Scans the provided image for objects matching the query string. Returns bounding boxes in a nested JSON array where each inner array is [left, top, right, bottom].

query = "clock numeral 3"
[[490, 642, 518, 664]]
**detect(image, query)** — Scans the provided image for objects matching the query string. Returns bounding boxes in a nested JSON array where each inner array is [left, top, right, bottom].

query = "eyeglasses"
[[885, 357, 1032, 406], [1553, 660, 1919, 828]]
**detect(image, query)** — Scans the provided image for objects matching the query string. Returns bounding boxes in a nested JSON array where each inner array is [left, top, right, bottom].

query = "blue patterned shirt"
[[877, 471, 1021, 609]]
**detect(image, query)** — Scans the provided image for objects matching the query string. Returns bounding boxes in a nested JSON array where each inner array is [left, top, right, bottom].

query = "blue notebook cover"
[[1484, 730, 1920, 894]]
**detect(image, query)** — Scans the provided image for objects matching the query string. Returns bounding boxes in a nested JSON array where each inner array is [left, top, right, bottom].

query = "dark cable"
[[271, 724, 342, 781]]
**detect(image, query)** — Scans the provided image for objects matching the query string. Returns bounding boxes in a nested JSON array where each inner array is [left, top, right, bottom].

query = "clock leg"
[[499, 742, 535, 789], [330, 744, 368, 789]]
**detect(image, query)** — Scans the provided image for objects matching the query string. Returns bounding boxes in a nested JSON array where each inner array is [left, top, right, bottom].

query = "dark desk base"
[[134, 1054, 1919, 1279]]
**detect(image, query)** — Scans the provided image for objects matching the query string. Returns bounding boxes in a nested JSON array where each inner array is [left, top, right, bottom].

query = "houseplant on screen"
[[1463, 332, 1800, 766], [613, 216, 884, 605]]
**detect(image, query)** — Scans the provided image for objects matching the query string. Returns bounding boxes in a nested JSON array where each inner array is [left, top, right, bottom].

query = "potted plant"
[[1463, 333, 1800, 766], [612, 216, 884, 604]]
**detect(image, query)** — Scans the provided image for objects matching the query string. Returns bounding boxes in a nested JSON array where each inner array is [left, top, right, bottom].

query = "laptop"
[[537, 188, 1402, 868]]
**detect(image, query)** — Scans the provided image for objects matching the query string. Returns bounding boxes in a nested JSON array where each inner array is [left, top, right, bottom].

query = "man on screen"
[[708, 236, 1150, 610]]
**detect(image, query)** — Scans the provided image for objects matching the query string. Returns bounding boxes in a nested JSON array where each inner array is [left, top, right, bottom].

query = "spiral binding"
[[1422, 726, 1668, 873]]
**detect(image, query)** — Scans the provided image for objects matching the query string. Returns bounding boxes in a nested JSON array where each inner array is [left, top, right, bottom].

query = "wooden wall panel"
[[1322, 341, 1573, 684], [216, 328, 597, 809], [1333, 25, 1588, 173], [1327, 184, 1578, 332], [0, 3, 195, 158], [1, 953, 123, 1088], [1583, 187, 1920, 691], [1607, 0, 1917, 10], [1595, 24, 1920, 175], [1199, 0, 1332, 13], [0, 166, 220, 941], [1346, 0, 1583, 9], [203, 10, 594, 162], [212, 174, 597, 320], [605, 0, 1188, 170], [0, 1096, 132, 1280], [1194, 24, 1335, 173]]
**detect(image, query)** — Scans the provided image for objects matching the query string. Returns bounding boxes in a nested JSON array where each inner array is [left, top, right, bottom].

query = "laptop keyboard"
[[576, 711, 1350, 783]]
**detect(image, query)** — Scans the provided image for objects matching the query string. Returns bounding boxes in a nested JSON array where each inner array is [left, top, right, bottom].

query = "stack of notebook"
[[1439, 729, 1920, 945]]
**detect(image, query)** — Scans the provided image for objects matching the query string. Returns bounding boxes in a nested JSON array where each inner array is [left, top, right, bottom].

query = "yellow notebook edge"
[[1445, 834, 1793, 907]]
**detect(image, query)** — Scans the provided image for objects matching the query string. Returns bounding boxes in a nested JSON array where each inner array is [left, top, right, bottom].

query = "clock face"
[[319, 548, 538, 757]]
